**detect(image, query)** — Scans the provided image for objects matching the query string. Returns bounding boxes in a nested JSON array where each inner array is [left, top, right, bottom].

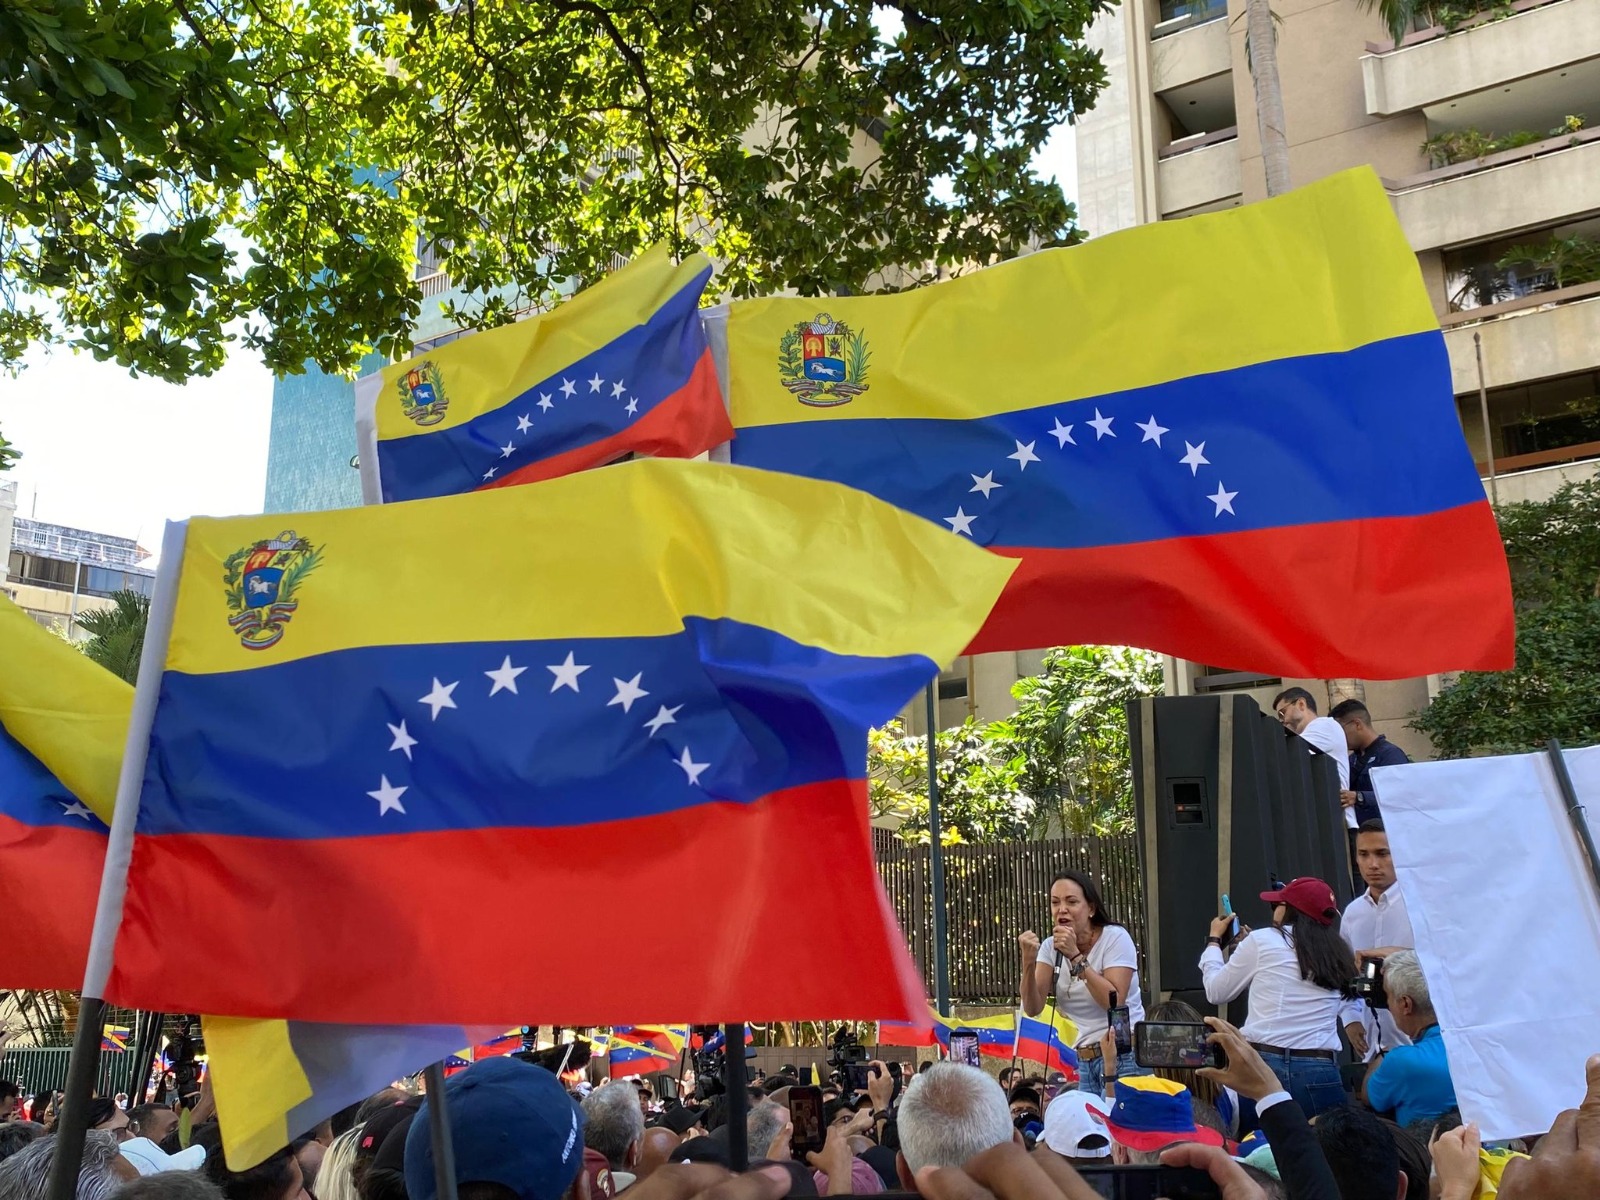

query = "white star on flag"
[[539, 392, 555, 412], [367, 775, 408, 816], [969, 471, 1001, 498], [59, 800, 94, 821], [1050, 419, 1076, 447], [482, 467, 497, 481], [944, 507, 976, 536], [485, 656, 527, 696], [516, 414, 532, 434], [588, 373, 604, 393], [625, 398, 639, 416], [644, 704, 682, 736], [547, 651, 590, 692], [1181, 442, 1210, 475], [1209, 482, 1239, 516], [1137, 416, 1169, 446], [419, 678, 459, 720], [676, 747, 710, 786], [500, 440, 516, 459], [387, 720, 419, 760], [608, 673, 649, 713], [1088, 409, 1116, 439], [559, 379, 577, 398], [1008, 440, 1040, 470], [612, 380, 627, 398]]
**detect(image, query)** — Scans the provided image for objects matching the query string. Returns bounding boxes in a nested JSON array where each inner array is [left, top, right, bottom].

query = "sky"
[[0, 130, 1078, 547]]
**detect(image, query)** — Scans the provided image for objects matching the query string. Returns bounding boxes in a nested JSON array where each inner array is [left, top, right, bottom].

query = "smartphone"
[[1073, 1164, 1223, 1199], [1106, 991, 1132, 1057], [1135, 1021, 1226, 1071], [947, 1030, 982, 1069], [788, 1085, 827, 1158], [1221, 893, 1238, 940]]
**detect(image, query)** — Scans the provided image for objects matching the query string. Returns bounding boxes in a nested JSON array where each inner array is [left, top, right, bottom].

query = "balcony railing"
[[1153, 0, 1228, 37], [1475, 439, 1600, 476], [1387, 125, 1600, 190], [1158, 125, 1239, 159], [1364, 0, 1570, 52]]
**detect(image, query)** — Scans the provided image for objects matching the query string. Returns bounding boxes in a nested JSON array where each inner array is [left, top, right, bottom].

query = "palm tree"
[[76, 589, 150, 685]]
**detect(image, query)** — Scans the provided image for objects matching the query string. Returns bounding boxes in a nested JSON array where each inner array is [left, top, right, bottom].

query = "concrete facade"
[[1073, 0, 1600, 750]]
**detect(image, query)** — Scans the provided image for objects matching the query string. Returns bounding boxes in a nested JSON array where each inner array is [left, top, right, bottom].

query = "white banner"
[[1373, 745, 1600, 1140]]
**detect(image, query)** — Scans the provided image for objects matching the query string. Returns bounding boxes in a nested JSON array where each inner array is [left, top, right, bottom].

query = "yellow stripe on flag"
[[205, 1017, 313, 1172], [167, 459, 1015, 675], [728, 168, 1435, 429]]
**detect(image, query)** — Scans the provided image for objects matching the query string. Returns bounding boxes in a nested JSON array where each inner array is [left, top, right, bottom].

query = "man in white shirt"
[[1341, 819, 1415, 1059], [1273, 687, 1354, 829]]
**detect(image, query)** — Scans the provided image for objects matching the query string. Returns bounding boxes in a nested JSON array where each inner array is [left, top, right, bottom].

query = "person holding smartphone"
[[1200, 877, 1366, 1122], [1019, 869, 1148, 1096]]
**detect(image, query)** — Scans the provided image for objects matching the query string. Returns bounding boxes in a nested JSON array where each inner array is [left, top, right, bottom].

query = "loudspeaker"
[[1127, 694, 1354, 1012]]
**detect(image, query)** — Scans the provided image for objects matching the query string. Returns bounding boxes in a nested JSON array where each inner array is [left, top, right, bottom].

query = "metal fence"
[[873, 830, 1146, 1003]]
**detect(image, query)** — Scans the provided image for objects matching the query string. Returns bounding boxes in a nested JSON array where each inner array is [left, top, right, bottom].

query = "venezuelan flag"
[[1017, 1012, 1080, 1078], [357, 246, 731, 503], [471, 1030, 524, 1058], [727, 169, 1513, 679], [101, 1024, 132, 1053], [608, 1035, 676, 1079], [107, 459, 1013, 1026], [0, 596, 127, 989], [932, 1011, 1017, 1058], [617, 1025, 688, 1056]]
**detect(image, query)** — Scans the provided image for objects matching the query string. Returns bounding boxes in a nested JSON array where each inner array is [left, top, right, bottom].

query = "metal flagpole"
[[925, 685, 951, 1017], [423, 1063, 460, 1200], [722, 1023, 750, 1171], [47, 522, 188, 1200], [1547, 739, 1600, 903]]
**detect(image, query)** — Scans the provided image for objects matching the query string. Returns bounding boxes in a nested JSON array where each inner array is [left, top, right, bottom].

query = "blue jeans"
[[1247, 1051, 1348, 1122], [1077, 1050, 1149, 1096]]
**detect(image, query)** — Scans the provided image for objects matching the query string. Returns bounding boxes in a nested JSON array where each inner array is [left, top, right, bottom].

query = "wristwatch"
[[1206, 935, 1224, 947]]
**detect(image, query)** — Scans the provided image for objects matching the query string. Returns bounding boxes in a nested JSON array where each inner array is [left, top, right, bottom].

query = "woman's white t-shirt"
[[1036, 924, 1146, 1047]]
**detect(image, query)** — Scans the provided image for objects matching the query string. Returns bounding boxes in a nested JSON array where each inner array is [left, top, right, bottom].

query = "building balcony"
[[1362, 0, 1600, 117], [1442, 282, 1600, 391], [1388, 128, 1600, 251], [1151, 6, 1230, 92], [1157, 127, 1241, 216], [1479, 454, 1600, 504]]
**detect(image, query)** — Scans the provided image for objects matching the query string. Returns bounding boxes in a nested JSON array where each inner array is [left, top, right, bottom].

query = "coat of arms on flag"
[[223, 531, 322, 650], [777, 314, 870, 407], [398, 361, 449, 426]]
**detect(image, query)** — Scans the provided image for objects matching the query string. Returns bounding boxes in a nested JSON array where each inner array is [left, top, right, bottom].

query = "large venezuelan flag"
[[608, 1037, 676, 1079], [726, 169, 1514, 679], [107, 460, 1013, 1026], [0, 596, 126, 989], [357, 246, 731, 503]]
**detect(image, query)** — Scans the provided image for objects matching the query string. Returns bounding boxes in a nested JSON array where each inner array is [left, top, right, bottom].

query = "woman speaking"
[[1020, 870, 1147, 1095], [1200, 876, 1365, 1120]]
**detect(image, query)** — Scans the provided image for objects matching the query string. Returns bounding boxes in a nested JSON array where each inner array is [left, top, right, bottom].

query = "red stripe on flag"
[[108, 779, 923, 1026], [477, 351, 729, 491], [0, 815, 105, 990], [969, 503, 1513, 676]]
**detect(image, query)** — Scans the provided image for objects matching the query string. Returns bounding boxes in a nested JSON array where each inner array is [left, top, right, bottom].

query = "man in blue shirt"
[[1331, 699, 1411, 825], [1363, 950, 1457, 1127]]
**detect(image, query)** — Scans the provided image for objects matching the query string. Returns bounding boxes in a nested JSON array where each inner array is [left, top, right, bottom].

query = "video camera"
[[1352, 956, 1388, 1010], [169, 1015, 205, 1109], [827, 1025, 870, 1093]]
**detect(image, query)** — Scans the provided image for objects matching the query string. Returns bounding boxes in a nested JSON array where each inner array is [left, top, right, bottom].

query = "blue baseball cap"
[[405, 1057, 585, 1200]]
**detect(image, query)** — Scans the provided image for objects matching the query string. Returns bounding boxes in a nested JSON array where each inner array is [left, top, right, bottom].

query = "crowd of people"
[[0, 688, 1592, 1199]]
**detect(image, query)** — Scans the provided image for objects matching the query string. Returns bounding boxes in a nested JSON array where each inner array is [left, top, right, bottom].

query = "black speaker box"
[[1127, 694, 1354, 1013]]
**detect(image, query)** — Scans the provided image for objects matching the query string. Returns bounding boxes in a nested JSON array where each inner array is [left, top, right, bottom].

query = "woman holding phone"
[[1019, 869, 1148, 1096], [1200, 876, 1366, 1120]]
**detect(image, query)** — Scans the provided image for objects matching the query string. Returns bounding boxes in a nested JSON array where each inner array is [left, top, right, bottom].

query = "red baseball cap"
[[1260, 877, 1338, 926]]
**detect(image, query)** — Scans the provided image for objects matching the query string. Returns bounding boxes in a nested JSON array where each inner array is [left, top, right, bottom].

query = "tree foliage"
[[1411, 478, 1600, 756], [75, 587, 150, 684], [867, 646, 1165, 843], [0, 0, 1109, 393]]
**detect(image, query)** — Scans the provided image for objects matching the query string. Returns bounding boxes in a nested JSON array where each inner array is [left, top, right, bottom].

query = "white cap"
[[120, 1137, 207, 1175], [1041, 1091, 1111, 1159]]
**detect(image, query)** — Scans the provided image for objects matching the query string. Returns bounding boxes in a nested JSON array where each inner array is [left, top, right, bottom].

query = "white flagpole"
[[353, 372, 385, 504], [46, 519, 189, 1200]]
